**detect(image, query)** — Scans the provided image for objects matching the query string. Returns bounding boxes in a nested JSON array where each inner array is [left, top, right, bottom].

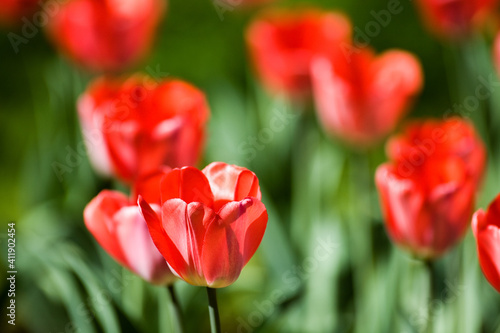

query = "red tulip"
[[472, 194, 500, 292], [311, 48, 423, 146], [0, 0, 39, 26], [376, 118, 486, 258], [78, 74, 210, 184], [46, 0, 165, 72], [138, 162, 268, 288], [84, 170, 175, 284], [246, 8, 351, 98], [415, 0, 498, 38]]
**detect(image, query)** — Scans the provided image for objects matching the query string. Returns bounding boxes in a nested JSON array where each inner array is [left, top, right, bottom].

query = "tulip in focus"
[[139, 162, 268, 288], [472, 194, 500, 293], [376, 118, 486, 258], [0, 0, 39, 26], [415, 0, 498, 38], [46, 0, 165, 72], [311, 49, 423, 147], [246, 8, 351, 98], [78, 74, 210, 184], [84, 169, 175, 285]]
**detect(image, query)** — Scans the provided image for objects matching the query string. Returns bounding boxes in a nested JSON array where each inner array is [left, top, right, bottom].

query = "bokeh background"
[[1, 0, 500, 332]]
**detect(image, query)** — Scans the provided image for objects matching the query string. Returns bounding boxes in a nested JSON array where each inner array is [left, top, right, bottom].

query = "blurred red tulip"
[[46, 0, 165, 72], [139, 162, 268, 288], [376, 118, 486, 258], [84, 171, 176, 284], [493, 31, 500, 75], [0, 0, 39, 26], [311, 49, 423, 146], [415, 0, 498, 38], [78, 74, 209, 184], [472, 194, 500, 293], [246, 8, 351, 98]]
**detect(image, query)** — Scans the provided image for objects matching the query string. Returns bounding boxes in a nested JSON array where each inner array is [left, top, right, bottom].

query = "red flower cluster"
[[46, 0, 165, 72], [376, 118, 486, 258], [246, 8, 423, 145], [85, 161, 268, 288], [78, 75, 209, 184]]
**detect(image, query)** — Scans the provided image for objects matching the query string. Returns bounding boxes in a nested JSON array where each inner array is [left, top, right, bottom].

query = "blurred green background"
[[1, 0, 500, 332]]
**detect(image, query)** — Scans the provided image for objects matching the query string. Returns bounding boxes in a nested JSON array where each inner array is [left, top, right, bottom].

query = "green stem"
[[425, 260, 436, 333], [167, 284, 184, 333], [206, 287, 221, 333]]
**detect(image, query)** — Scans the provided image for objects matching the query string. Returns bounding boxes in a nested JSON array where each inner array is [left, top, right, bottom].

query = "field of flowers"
[[2, 0, 500, 332]]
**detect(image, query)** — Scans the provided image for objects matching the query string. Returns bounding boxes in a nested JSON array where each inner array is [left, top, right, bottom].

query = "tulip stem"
[[206, 287, 221, 333], [167, 284, 184, 333], [425, 260, 436, 333]]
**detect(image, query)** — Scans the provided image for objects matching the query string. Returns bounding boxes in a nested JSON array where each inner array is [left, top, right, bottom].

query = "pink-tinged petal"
[[472, 209, 487, 237], [203, 162, 261, 207], [475, 225, 500, 292], [84, 190, 131, 268], [131, 167, 171, 204], [114, 206, 175, 285], [161, 167, 214, 206], [160, 199, 215, 286], [138, 196, 186, 277], [311, 57, 356, 142], [202, 198, 268, 288], [370, 50, 423, 99], [77, 94, 113, 177]]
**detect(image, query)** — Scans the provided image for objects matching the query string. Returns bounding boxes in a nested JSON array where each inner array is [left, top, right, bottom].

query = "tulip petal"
[[475, 225, 500, 293], [202, 198, 268, 288], [159, 199, 215, 286], [131, 167, 171, 204], [369, 50, 423, 136], [114, 206, 174, 285], [375, 164, 435, 257], [77, 93, 113, 177], [139, 196, 187, 280], [427, 180, 474, 255], [104, 119, 141, 182], [311, 56, 355, 141], [472, 209, 487, 237], [203, 162, 261, 204], [485, 194, 500, 229], [84, 190, 130, 268], [161, 167, 214, 206], [245, 9, 351, 97], [150, 80, 210, 126]]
